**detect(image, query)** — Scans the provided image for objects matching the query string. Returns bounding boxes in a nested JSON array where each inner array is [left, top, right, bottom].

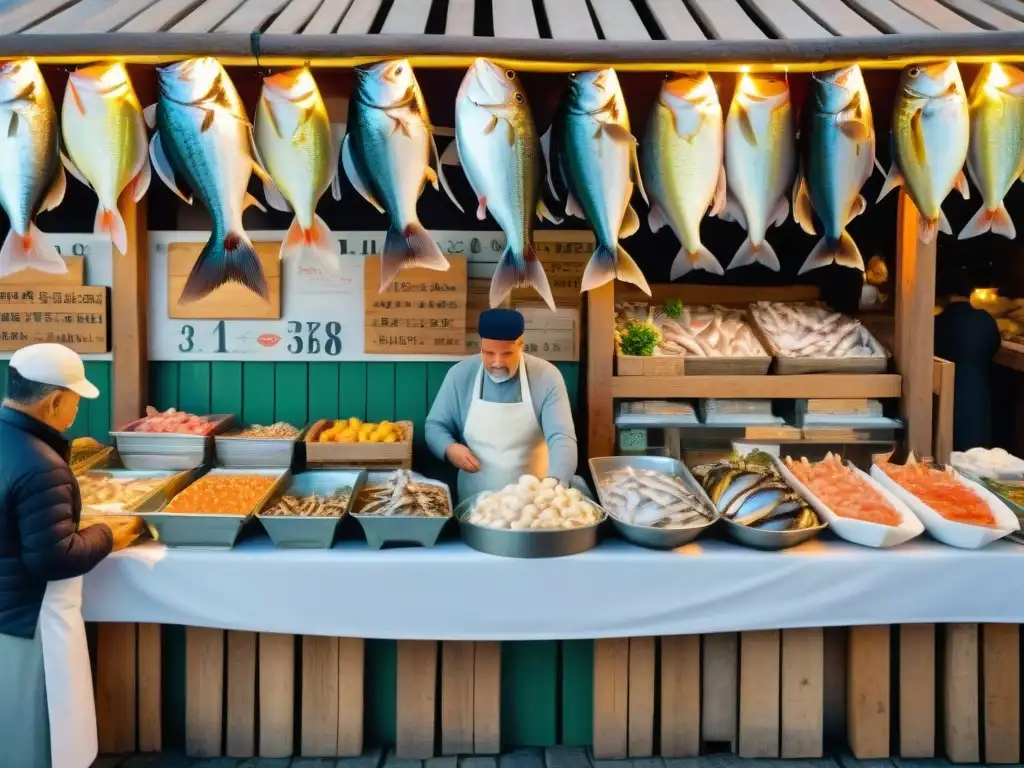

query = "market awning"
[[1, 0, 1024, 69]]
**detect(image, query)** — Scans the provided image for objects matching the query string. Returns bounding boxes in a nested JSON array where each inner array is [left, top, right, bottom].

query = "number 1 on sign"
[[178, 321, 227, 353]]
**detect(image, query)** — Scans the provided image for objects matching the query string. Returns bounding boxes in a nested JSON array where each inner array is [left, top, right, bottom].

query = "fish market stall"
[[0, 0, 1022, 765]]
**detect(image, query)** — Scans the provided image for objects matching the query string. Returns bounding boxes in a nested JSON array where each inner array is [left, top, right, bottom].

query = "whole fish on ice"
[[149, 57, 269, 302], [442, 58, 560, 310], [959, 62, 1024, 240], [254, 66, 341, 272], [342, 59, 461, 291], [722, 73, 795, 272], [0, 58, 67, 276], [640, 72, 726, 279], [62, 62, 150, 256], [544, 68, 650, 295], [793, 65, 875, 274], [878, 61, 969, 244]]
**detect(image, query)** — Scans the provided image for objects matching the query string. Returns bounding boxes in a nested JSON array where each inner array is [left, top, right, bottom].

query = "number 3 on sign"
[[178, 321, 228, 353]]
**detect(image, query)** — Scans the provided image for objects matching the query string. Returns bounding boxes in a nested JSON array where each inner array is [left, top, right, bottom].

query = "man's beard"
[[486, 367, 513, 383]]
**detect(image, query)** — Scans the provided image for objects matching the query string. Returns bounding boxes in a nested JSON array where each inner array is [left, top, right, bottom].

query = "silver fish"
[[641, 72, 726, 279], [0, 58, 67, 276]]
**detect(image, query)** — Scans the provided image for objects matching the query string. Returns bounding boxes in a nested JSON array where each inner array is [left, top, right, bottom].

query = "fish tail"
[[0, 223, 66, 277], [490, 244, 556, 311], [960, 204, 1016, 240], [727, 238, 780, 272], [582, 243, 650, 295], [798, 232, 864, 276], [281, 213, 340, 274], [94, 202, 128, 255], [181, 230, 268, 304], [670, 244, 722, 281], [380, 221, 448, 292], [918, 217, 938, 245]]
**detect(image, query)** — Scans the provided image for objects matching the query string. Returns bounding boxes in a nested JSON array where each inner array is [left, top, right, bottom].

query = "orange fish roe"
[[785, 453, 902, 527], [165, 475, 276, 515], [879, 458, 996, 527]]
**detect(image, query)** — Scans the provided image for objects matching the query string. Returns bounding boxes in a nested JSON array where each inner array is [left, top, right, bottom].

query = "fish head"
[[971, 62, 1024, 102], [735, 72, 790, 109], [355, 59, 417, 108], [67, 62, 132, 104], [901, 60, 963, 100], [262, 66, 322, 110], [463, 58, 526, 109], [158, 56, 223, 101], [661, 71, 718, 115], [0, 58, 43, 104], [811, 65, 864, 114], [567, 68, 623, 117]]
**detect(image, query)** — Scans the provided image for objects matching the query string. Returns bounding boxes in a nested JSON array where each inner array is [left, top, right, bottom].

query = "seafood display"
[[618, 302, 766, 358], [61, 62, 150, 255], [229, 422, 301, 439], [164, 474, 276, 515], [750, 302, 886, 358], [130, 406, 217, 435], [951, 447, 1024, 480], [544, 68, 650, 294], [785, 454, 901, 526], [354, 470, 449, 517], [877, 456, 997, 527], [466, 475, 600, 530], [79, 472, 165, 513], [598, 466, 713, 528], [261, 488, 352, 517], [317, 418, 406, 444], [641, 72, 725, 279], [70, 437, 106, 466], [793, 65, 874, 274], [982, 478, 1024, 507], [878, 61, 970, 244], [699, 452, 819, 531], [443, 59, 558, 310]]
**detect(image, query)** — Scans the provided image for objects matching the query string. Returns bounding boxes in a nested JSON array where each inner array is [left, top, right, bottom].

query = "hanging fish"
[[342, 59, 462, 291], [640, 72, 726, 280], [148, 57, 269, 302], [544, 68, 650, 295], [960, 62, 1024, 240], [441, 58, 560, 310], [254, 66, 341, 272], [793, 65, 875, 274], [61, 62, 150, 256], [0, 58, 67, 276], [878, 61, 969, 244], [722, 73, 795, 272]]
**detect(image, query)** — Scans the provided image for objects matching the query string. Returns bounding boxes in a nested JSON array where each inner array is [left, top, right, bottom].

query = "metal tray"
[[112, 414, 235, 457], [215, 429, 299, 469], [139, 468, 289, 550], [256, 469, 367, 549], [454, 492, 606, 558], [72, 445, 115, 475], [589, 456, 718, 550], [79, 468, 195, 517], [119, 452, 208, 471], [720, 516, 827, 551], [351, 471, 452, 549]]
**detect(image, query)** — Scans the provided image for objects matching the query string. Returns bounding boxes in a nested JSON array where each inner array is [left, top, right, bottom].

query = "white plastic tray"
[[870, 464, 1020, 549], [775, 457, 923, 548], [950, 450, 1024, 481]]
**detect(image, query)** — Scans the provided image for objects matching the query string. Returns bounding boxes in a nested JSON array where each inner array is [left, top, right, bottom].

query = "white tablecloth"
[[81, 537, 1024, 639]]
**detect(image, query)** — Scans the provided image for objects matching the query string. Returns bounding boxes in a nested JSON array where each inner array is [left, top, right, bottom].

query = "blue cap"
[[478, 308, 525, 341]]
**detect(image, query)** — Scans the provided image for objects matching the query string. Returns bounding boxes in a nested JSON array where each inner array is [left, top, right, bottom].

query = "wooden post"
[[136, 623, 162, 753], [473, 641, 501, 754], [586, 283, 615, 459], [738, 630, 781, 758], [442, 641, 475, 755], [847, 625, 890, 758], [258, 633, 294, 758], [898, 623, 935, 757], [225, 630, 256, 758], [702, 632, 739, 750], [983, 624, 1020, 764], [396, 640, 438, 758], [95, 623, 137, 754], [185, 627, 225, 758], [660, 635, 700, 757], [627, 637, 655, 757], [592, 637, 630, 759], [945, 623, 980, 763], [932, 357, 955, 464], [780, 628, 824, 758]]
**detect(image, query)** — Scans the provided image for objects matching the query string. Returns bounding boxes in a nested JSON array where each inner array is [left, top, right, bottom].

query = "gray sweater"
[[424, 355, 578, 485]]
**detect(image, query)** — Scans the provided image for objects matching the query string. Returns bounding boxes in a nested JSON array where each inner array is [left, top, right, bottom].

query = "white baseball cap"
[[10, 344, 100, 399]]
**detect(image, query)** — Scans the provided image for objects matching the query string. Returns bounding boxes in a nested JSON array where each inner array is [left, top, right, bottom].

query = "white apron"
[[458, 363, 549, 501], [39, 576, 98, 768]]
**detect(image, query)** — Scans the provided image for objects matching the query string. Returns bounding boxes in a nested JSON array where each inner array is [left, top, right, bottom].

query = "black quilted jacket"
[[0, 406, 112, 638]]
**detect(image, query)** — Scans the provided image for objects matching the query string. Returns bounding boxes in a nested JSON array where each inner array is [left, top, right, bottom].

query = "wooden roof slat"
[[299, 0, 353, 32], [888, 0, 981, 29], [644, 0, 705, 40], [70, 0, 163, 31], [118, 0, 205, 31], [445, 0, 473, 35], [744, 0, 832, 37], [263, 0, 322, 32], [0, 0, 78, 33], [794, 0, 882, 35], [335, 0, 377, 32], [542, 0, 599, 39], [686, 0, 767, 39], [380, 0, 431, 33], [840, 0, 934, 31], [216, 0, 291, 32], [939, 0, 1024, 28], [170, 0, 247, 31], [492, 0, 539, 38], [588, 0, 651, 39], [26, 0, 118, 33], [979, 0, 1024, 22]]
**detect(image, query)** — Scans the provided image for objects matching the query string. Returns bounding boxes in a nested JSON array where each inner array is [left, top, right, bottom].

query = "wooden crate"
[[616, 354, 770, 376], [748, 309, 889, 375], [305, 419, 413, 469]]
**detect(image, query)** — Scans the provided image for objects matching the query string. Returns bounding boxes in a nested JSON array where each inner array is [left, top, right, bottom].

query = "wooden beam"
[[442, 641, 475, 755], [262, 0, 321, 32], [95, 623, 137, 754], [258, 633, 294, 758], [888, 0, 981, 30], [660, 635, 701, 757], [646, 0, 705, 39], [945, 623, 981, 763], [627, 637, 656, 757], [932, 358, 954, 464], [702, 632, 738, 749], [842, 0, 932, 32], [396, 640, 438, 759], [380, 0, 432, 33], [299, 0, 356, 32], [137, 623, 162, 753], [0, 0, 80, 33], [613, 374, 903, 399], [473, 641, 501, 754], [589, 0, 651, 40], [185, 627, 225, 758], [847, 625, 889, 759], [335, 0, 379, 32], [792, 0, 882, 34], [898, 623, 935, 757], [983, 624, 1020, 764], [745, 0, 832, 38], [587, 283, 616, 459], [225, 630, 256, 758], [687, 0, 766, 39], [542, 0, 598, 39], [118, 0, 205, 31], [301, 635, 341, 756], [593, 638, 630, 759], [73, 0, 163, 32], [781, 628, 823, 758], [739, 630, 781, 758], [446, 0, 474, 35], [492, 0, 538, 38], [170, 0, 247, 32], [337, 637, 365, 756]]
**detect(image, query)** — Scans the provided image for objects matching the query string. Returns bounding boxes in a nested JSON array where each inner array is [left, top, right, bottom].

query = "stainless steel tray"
[[79, 468, 194, 517], [454, 492, 606, 558], [139, 468, 290, 549], [120, 452, 208, 471], [256, 469, 366, 549], [720, 516, 827, 550], [215, 430, 299, 469], [112, 414, 235, 457], [589, 456, 718, 549], [351, 471, 452, 549]]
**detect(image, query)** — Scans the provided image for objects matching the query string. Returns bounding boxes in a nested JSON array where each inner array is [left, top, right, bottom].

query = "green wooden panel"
[[210, 362, 243, 418], [555, 362, 580, 412], [338, 363, 367, 420], [308, 364, 340, 422], [394, 362, 427, 454], [82, 361, 112, 442], [501, 641, 558, 748], [177, 362, 211, 416], [365, 639, 397, 746], [274, 362, 308, 427], [149, 362, 179, 413], [426, 362, 456, 406], [242, 363, 275, 425], [561, 639, 594, 746], [365, 363, 396, 423]]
